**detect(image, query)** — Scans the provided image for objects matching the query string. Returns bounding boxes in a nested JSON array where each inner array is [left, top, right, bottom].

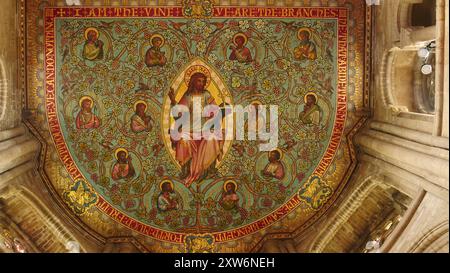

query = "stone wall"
[[0, 0, 448, 253]]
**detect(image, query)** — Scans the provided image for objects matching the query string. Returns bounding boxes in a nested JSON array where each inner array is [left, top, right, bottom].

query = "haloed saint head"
[[117, 151, 128, 162], [152, 37, 163, 48], [161, 181, 174, 193], [188, 72, 208, 93], [306, 94, 317, 106]]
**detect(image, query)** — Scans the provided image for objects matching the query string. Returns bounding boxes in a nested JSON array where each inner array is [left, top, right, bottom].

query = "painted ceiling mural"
[[25, 0, 370, 252]]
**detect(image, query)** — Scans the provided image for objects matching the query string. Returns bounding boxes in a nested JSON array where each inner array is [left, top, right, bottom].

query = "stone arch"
[[381, 44, 436, 116], [309, 175, 382, 253], [2, 184, 86, 253], [409, 221, 449, 253]]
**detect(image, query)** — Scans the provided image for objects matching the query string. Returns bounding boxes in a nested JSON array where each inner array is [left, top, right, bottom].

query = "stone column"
[[434, 0, 448, 137], [0, 0, 21, 131], [438, 0, 449, 137], [0, 0, 41, 199], [0, 125, 40, 191]]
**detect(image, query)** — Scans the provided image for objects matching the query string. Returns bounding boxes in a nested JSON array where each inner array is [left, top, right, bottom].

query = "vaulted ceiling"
[[0, 0, 448, 253]]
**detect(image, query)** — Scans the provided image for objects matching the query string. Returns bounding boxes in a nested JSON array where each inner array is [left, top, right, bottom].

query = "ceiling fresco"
[[25, 0, 370, 252]]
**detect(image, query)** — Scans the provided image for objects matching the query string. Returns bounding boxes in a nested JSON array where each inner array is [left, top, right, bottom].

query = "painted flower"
[[92, 84, 102, 95], [142, 67, 154, 79], [115, 86, 124, 97], [247, 146, 256, 157], [110, 73, 119, 83], [239, 20, 250, 31], [147, 20, 158, 29], [203, 26, 213, 38], [117, 136, 128, 146], [263, 25, 274, 37], [231, 76, 241, 88], [125, 199, 135, 209], [322, 29, 333, 40], [224, 28, 235, 39], [126, 39, 138, 51], [197, 41, 207, 53], [99, 176, 110, 187], [88, 161, 97, 172], [68, 53, 78, 64], [85, 149, 95, 161], [208, 54, 218, 64], [114, 24, 122, 33], [79, 82, 88, 93], [297, 131, 307, 139], [272, 41, 283, 51], [301, 74, 311, 84], [192, 19, 205, 30], [125, 79, 135, 90], [102, 98, 112, 109], [79, 142, 88, 151], [274, 86, 281, 96], [262, 79, 272, 91], [254, 19, 266, 30], [68, 20, 81, 30], [244, 66, 255, 77], [277, 73, 288, 83], [132, 20, 143, 29], [275, 23, 282, 33], [127, 52, 139, 63], [122, 27, 133, 36], [142, 160, 152, 171], [168, 37, 181, 49], [224, 60, 234, 71], [280, 59, 291, 70]]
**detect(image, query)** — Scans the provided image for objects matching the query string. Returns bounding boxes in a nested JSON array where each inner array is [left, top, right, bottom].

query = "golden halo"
[[297, 28, 312, 40], [150, 33, 165, 47], [134, 100, 148, 112], [269, 148, 284, 160], [84, 27, 100, 40], [250, 100, 263, 106], [233, 33, 248, 46], [114, 148, 129, 160], [304, 92, 318, 104], [159, 179, 174, 191], [184, 65, 212, 88], [223, 180, 238, 192], [79, 96, 94, 108]]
